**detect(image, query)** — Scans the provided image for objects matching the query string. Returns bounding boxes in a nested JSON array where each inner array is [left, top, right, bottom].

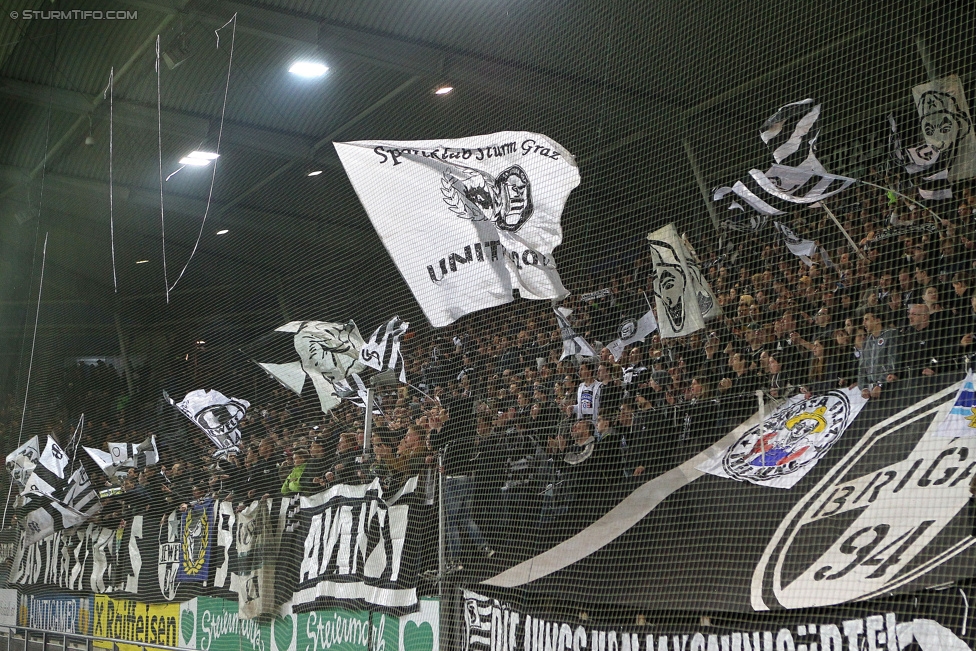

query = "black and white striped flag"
[[715, 99, 855, 228], [22, 466, 101, 545], [462, 592, 493, 651], [760, 98, 821, 166], [359, 316, 409, 384]]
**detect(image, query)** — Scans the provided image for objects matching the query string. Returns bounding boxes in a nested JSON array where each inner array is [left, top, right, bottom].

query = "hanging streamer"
[[106, 67, 116, 291], [163, 14, 239, 299]]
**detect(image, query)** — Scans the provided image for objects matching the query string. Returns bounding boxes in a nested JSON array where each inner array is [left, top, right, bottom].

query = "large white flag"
[[912, 75, 976, 182], [647, 224, 718, 338], [170, 389, 249, 457], [334, 132, 580, 327], [697, 387, 867, 489]]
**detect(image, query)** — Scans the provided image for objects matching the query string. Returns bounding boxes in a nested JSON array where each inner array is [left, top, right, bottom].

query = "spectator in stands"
[[573, 361, 603, 426], [858, 309, 899, 400], [429, 399, 494, 568], [281, 448, 309, 495]]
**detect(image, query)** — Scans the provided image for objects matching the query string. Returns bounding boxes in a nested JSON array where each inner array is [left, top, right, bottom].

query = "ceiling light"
[[289, 61, 328, 78], [307, 170, 323, 177], [434, 86, 454, 95], [179, 150, 219, 166], [135, 260, 148, 264], [215, 229, 229, 235]]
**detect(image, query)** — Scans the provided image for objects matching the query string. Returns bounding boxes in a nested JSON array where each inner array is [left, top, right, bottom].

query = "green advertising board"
[[179, 596, 439, 651]]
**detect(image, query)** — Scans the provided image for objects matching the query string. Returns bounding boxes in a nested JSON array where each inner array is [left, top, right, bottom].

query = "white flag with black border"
[[334, 132, 580, 327]]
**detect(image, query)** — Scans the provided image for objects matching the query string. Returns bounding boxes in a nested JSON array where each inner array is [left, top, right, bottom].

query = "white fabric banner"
[[913, 75, 976, 182], [647, 223, 717, 338], [697, 387, 867, 489], [173, 389, 249, 457], [335, 132, 580, 327]]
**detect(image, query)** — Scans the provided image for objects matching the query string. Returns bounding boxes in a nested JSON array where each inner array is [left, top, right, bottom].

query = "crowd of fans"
[[4, 176, 976, 573]]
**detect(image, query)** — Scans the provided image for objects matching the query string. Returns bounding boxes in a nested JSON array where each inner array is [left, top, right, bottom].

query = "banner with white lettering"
[[334, 133, 580, 327], [289, 477, 420, 615], [461, 590, 976, 651]]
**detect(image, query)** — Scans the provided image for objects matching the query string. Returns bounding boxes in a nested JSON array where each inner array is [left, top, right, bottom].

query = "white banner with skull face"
[[912, 75, 976, 182], [646, 224, 718, 338], [334, 133, 580, 327]]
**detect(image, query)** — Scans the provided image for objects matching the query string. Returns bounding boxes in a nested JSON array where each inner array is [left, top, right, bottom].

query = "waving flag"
[[5, 436, 39, 490], [554, 306, 597, 360], [359, 316, 409, 383], [912, 75, 976, 182], [169, 389, 249, 458], [714, 99, 854, 225], [255, 317, 408, 413], [606, 307, 657, 362], [647, 224, 719, 338], [335, 132, 580, 327], [107, 435, 159, 470]]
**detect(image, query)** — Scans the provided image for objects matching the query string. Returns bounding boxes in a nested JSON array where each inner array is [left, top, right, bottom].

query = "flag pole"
[[855, 179, 943, 229], [819, 203, 867, 261]]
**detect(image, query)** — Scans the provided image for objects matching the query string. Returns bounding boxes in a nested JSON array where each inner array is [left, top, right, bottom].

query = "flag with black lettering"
[[554, 306, 597, 361], [169, 389, 248, 458], [334, 132, 580, 327], [289, 477, 420, 614], [23, 436, 68, 498]]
